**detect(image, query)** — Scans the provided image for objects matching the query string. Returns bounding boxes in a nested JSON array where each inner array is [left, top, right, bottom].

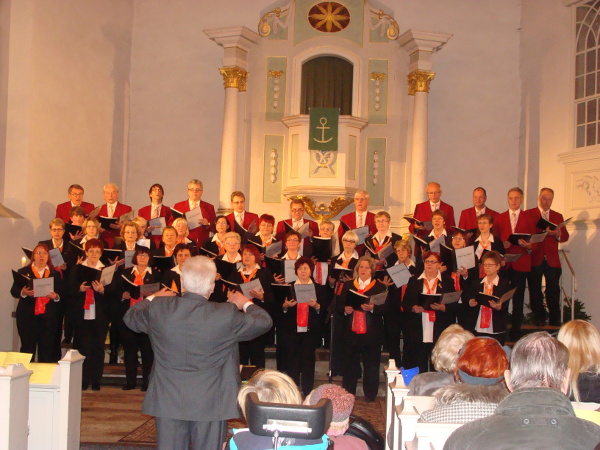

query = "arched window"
[[576, 1, 600, 147], [300, 56, 353, 115]]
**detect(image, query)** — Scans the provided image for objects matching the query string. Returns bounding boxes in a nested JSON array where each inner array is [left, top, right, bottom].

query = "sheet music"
[[33, 277, 54, 297], [530, 232, 548, 244], [137, 238, 151, 249], [284, 260, 297, 283], [294, 283, 317, 304], [240, 278, 263, 299], [49, 248, 64, 267], [185, 207, 203, 230], [354, 226, 370, 245], [386, 263, 411, 287], [266, 240, 282, 258], [428, 235, 445, 254], [124, 250, 135, 269], [454, 246, 476, 270], [148, 217, 166, 236], [100, 264, 116, 286]]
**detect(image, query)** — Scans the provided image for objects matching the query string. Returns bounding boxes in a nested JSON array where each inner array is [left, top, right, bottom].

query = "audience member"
[[445, 332, 600, 449], [419, 337, 509, 423], [408, 324, 474, 396], [557, 320, 600, 402]]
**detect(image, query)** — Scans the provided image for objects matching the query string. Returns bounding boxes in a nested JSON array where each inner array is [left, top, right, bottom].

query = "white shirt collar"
[[133, 265, 152, 275], [397, 259, 415, 268], [295, 278, 314, 285], [82, 260, 105, 270], [341, 250, 359, 261], [418, 271, 442, 282], [223, 253, 242, 263], [357, 277, 372, 289], [476, 234, 495, 243], [481, 275, 500, 286], [428, 229, 447, 238], [172, 266, 182, 275], [239, 264, 261, 274], [281, 251, 301, 260]]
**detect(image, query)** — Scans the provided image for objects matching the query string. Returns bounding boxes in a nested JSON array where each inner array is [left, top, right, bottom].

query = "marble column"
[[204, 26, 259, 212], [398, 30, 452, 210]]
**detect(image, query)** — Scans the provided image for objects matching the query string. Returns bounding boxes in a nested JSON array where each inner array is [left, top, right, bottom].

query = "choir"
[[10, 181, 569, 393]]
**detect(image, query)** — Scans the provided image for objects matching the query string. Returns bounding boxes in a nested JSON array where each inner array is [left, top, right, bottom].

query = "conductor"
[[123, 255, 273, 449]]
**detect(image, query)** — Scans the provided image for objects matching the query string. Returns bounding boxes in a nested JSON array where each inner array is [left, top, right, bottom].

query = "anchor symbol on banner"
[[313, 117, 333, 144]]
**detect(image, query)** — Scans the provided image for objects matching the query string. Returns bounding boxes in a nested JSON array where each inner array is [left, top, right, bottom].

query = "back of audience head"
[[432, 324, 474, 373], [557, 320, 600, 401], [455, 337, 509, 385], [508, 331, 570, 393], [237, 370, 302, 419], [304, 384, 354, 436]]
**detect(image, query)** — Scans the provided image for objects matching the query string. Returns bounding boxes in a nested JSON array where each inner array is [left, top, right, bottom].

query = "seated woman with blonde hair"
[[228, 370, 328, 449], [408, 324, 474, 396], [557, 320, 600, 402]]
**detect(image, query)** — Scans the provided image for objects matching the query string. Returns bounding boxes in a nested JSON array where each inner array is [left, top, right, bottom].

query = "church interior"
[[1, 0, 600, 446]]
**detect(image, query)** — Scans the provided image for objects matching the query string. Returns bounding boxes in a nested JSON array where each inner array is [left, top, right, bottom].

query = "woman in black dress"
[[10, 243, 63, 362]]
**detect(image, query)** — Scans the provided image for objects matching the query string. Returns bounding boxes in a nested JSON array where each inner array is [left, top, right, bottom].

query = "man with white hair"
[[444, 332, 600, 449], [98, 182, 132, 248], [123, 256, 272, 450]]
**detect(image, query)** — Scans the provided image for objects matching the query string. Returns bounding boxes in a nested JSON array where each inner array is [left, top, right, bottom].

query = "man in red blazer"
[[337, 190, 376, 254], [98, 183, 133, 249], [494, 187, 536, 341], [409, 182, 455, 235], [458, 187, 498, 231], [275, 199, 320, 252], [138, 183, 174, 247], [55, 184, 95, 223], [172, 179, 216, 247], [226, 191, 259, 232], [526, 188, 570, 326]]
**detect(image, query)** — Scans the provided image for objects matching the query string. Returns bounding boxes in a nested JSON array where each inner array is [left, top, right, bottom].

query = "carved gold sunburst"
[[308, 2, 350, 33]]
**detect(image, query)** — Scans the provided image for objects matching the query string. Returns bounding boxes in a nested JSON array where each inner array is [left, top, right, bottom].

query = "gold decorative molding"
[[269, 70, 284, 78], [370, 72, 386, 82], [219, 67, 248, 91], [369, 8, 399, 40], [288, 195, 353, 221], [407, 70, 435, 95], [258, 4, 292, 37]]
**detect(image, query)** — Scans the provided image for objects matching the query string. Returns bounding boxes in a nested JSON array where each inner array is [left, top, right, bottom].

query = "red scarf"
[[479, 280, 494, 329], [31, 266, 50, 315], [351, 279, 376, 334], [130, 271, 145, 307], [84, 288, 95, 310], [424, 278, 438, 322], [451, 272, 461, 291]]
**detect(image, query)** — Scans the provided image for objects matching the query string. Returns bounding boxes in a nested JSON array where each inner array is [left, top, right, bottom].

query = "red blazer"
[[458, 207, 498, 231], [410, 200, 456, 234], [98, 202, 133, 248], [494, 209, 536, 272], [337, 211, 377, 240], [172, 199, 216, 246], [527, 207, 569, 268], [138, 204, 174, 247], [226, 211, 259, 232], [275, 218, 320, 241], [55, 201, 95, 223]]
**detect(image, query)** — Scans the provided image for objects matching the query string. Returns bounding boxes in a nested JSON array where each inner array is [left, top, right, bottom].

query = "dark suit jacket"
[[335, 279, 388, 345], [123, 292, 272, 421], [458, 207, 498, 231], [464, 277, 513, 334], [410, 200, 456, 234], [172, 200, 216, 246], [494, 210, 536, 272], [226, 211, 259, 232], [403, 274, 457, 342], [55, 201, 95, 223], [526, 207, 569, 268]]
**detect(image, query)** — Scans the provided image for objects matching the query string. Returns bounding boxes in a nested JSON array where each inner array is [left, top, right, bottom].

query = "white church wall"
[[520, 0, 600, 329], [0, 0, 134, 350]]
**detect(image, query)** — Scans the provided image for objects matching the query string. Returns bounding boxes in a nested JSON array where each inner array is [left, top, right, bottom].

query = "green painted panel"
[[366, 138, 386, 206], [347, 135, 357, 180], [263, 135, 285, 203], [294, 0, 364, 47], [290, 134, 299, 179], [309, 150, 337, 178], [266, 57, 287, 122], [368, 59, 388, 124]]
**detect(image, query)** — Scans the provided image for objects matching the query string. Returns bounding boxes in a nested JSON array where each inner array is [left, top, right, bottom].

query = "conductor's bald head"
[[181, 256, 217, 297]]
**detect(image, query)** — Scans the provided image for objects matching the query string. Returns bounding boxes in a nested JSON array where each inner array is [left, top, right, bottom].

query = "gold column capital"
[[407, 70, 435, 95], [219, 67, 248, 92]]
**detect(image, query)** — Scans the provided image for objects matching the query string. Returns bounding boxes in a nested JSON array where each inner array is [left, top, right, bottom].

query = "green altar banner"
[[309, 107, 339, 151]]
